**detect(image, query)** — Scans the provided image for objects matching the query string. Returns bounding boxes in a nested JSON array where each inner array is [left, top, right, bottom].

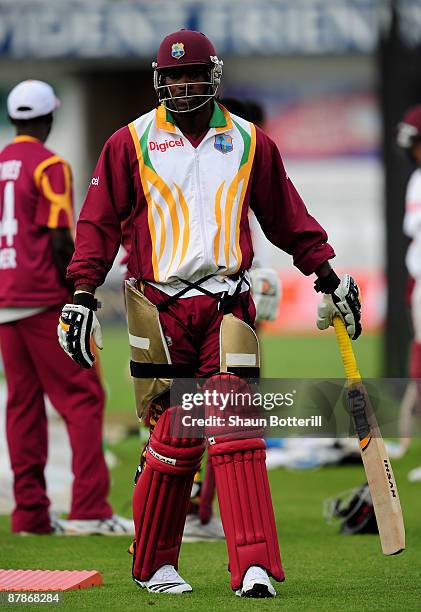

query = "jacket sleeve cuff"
[[294, 244, 336, 276], [72, 278, 101, 289]]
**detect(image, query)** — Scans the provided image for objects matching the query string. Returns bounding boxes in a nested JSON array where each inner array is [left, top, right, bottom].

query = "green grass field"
[[1, 327, 420, 611]]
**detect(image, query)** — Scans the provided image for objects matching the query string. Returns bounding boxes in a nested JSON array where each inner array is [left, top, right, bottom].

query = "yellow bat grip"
[[333, 316, 361, 384]]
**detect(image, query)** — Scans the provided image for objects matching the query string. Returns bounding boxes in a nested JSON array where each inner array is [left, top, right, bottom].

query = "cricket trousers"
[[0, 306, 112, 533]]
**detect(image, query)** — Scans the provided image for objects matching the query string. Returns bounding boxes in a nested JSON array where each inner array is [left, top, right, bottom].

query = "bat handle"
[[333, 316, 361, 384]]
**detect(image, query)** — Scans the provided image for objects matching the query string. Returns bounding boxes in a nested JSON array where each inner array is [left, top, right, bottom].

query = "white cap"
[[7, 80, 60, 120]]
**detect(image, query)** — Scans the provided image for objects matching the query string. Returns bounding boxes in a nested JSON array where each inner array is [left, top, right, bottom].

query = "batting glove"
[[249, 267, 281, 322], [315, 273, 362, 340], [57, 291, 103, 368]]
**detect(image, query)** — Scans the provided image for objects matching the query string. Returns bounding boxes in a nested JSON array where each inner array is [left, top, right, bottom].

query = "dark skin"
[[49, 228, 74, 289], [77, 66, 335, 296], [315, 261, 334, 280], [411, 141, 421, 165], [11, 113, 74, 289], [161, 66, 213, 140]]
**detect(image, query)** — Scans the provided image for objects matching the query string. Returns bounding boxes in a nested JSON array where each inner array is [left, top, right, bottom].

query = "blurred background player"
[[397, 104, 421, 481], [0, 80, 133, 535], [58, 30, 361, 596]]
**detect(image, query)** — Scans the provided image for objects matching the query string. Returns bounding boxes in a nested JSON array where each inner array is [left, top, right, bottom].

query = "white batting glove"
[[249, 267, 281, 321], [316, 274, 362, 340], [57, 293, 103, 369]]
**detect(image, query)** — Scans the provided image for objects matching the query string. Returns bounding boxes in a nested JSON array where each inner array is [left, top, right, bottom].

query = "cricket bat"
[[333, 316, 405, 555]]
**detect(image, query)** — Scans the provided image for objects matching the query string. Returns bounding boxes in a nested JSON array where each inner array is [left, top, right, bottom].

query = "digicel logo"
[[149, 138, 184, 152]]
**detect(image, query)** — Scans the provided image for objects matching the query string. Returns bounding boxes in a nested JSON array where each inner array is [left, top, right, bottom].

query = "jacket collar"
[[13, 135, 41, 144], [155, 101, 233, 134]]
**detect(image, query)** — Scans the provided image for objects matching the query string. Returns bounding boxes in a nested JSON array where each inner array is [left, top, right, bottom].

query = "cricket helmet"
[[397, 104, 421, 149], [152, 29, 223, 113], [323, 483, 378, 535]]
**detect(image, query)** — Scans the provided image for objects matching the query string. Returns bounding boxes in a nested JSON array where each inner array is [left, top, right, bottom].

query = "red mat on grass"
[[0, 569, 103, 591]]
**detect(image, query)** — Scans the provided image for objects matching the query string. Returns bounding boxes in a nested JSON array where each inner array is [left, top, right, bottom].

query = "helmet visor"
[[154, 61, 222, 114]]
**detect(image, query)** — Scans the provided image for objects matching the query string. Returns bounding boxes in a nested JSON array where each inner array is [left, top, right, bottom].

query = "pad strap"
[[152, 273, 217, 311], [225, 366, 260, 379], [73, 290, 101, 311], [130, 361, 259, 380], [130, 361, 195, 379], [144, 270, 248, 313], [314, 269, 340, 294]]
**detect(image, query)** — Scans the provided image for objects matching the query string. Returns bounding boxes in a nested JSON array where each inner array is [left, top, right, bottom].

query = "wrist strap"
[[314, 270, 340, 294], [74, 290, 101, 311]]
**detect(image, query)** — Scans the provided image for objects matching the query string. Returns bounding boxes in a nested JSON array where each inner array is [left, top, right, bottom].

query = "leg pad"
[[132, 409, 205, 582], [209, 436, 284, 590], [410, 341, 421, 379]]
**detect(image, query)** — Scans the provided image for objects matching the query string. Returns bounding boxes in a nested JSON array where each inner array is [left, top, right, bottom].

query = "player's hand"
[[57, 296, 103, 368], [249, 268, 281, 321], [316, 274, 362, 340]]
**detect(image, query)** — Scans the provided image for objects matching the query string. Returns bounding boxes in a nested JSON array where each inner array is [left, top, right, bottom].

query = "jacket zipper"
[[193, 148, 212, 269]]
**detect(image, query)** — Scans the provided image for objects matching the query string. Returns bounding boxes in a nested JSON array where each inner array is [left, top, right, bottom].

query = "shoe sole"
[[17, 532, 54, 536], [64, 530, 131, 536], [236, 583, 275, 598], [63, 524, 133, 536], [137, 582, 192, 594]]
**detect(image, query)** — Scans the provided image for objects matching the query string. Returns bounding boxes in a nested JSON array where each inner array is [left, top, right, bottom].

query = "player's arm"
[[34, 157, 75, 289], [66, 131, 132, 290], [249, 127, 361, 339], [49, 228, 74, 287], [403, 171, 421, 238], [58, 129, 132, 368], [34, 158, 104, 364]]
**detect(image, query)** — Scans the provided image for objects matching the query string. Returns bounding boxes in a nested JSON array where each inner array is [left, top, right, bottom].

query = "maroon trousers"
[[0, 306, 112, 533], [142, 285, 256, 375]]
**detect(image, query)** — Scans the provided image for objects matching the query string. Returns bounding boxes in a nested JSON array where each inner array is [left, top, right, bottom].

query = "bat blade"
[[334, 316, 405, 555], [360, 432, 405, 555]]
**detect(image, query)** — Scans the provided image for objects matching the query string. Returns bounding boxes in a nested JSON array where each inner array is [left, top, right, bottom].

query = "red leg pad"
[[410, 341, 421, 379], [132, 409, 205, 582], [209, 436, 284, 590], [203, 373, 264, 440], [410, 342, 421, 412]]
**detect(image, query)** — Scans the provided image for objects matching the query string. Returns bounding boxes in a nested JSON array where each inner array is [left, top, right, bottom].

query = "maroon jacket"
[[68, 108, 334, 289], [0, 136, 73, 307]]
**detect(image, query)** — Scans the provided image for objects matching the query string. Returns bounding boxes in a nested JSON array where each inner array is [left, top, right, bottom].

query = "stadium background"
[[0, 1, 421, 609], [0, 0, 389, 335]]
